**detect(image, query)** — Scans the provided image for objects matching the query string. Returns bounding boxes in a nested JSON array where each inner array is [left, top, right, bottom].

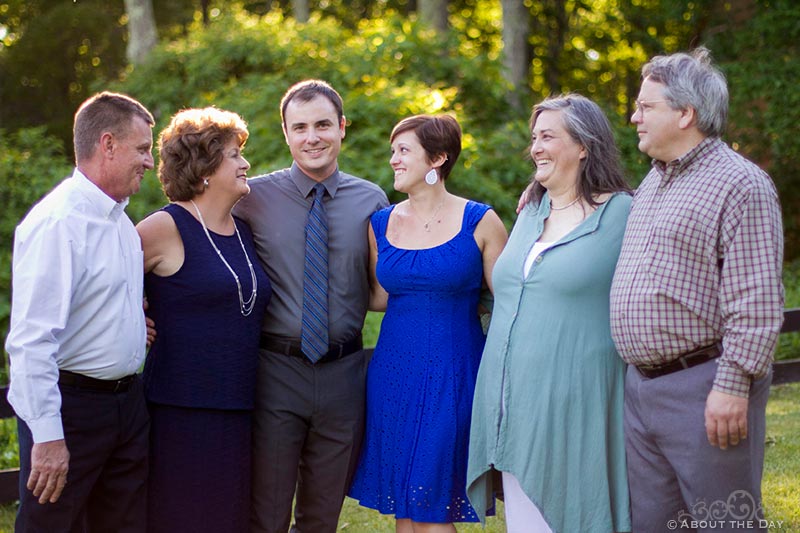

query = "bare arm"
[[367, 224, 388, 312], [135, 210, 184, 277], [136, 210, 184, 343], [474, 209, 508, 295]]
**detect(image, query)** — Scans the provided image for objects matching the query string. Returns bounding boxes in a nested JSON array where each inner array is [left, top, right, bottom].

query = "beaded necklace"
[[190, 200, 257, 316]]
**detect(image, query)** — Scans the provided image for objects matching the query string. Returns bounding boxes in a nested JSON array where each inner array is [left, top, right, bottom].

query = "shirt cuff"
[[26, 415, 64, 444], [712, 361, 752, 398]]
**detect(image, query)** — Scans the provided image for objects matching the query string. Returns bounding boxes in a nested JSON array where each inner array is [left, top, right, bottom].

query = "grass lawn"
[[763, 383, 800, 530], [338, 385, 800, 532], [0, 382, 796, 532], [338, 497, 507, 532]]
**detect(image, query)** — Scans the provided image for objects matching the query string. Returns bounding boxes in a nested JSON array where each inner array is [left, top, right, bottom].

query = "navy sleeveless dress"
[[143, 203, 270, 533], [349, 200, 490, 523]]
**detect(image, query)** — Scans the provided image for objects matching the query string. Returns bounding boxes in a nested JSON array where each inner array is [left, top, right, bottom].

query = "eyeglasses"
[[634, 99, 668, 114]]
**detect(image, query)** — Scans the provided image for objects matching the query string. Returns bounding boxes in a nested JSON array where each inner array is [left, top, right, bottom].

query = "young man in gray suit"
[[234, 79, 389, 533]]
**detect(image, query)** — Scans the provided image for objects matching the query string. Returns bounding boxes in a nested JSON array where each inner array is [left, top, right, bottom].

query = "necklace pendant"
[[190, 200, 259, 317]]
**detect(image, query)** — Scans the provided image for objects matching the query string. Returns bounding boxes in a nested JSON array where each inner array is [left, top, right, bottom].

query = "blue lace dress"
[[349, 200, 491, 523]]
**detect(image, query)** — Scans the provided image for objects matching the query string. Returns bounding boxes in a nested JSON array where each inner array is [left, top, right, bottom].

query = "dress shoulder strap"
[[462, 200, 492, 234], [160, 203, 212, 255], [369, 205, 394, 241], [162, 203, 194, 235]]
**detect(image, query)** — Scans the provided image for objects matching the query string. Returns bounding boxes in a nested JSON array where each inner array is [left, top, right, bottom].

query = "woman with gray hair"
[[467, 94, 632, 532]]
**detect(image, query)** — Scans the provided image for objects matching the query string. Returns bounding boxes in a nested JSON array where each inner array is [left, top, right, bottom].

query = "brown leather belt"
[[260, 333, 363, 364], [636, 344, 721, 379], [58, 370, 137, 393]]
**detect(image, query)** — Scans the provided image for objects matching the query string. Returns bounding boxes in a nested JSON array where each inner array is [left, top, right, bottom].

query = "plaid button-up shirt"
[[610, 137, 784, 397]]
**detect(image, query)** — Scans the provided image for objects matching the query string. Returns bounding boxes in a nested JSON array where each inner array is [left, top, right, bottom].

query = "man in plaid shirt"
[[610, 47, 784, 532]]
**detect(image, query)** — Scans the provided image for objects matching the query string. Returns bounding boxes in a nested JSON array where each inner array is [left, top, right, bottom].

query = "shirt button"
[[535, 256, 543, 263]]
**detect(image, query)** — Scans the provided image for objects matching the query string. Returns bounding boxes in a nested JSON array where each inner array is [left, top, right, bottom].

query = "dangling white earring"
[[425, 169, 438, 185], [203, 178, 209, 188]]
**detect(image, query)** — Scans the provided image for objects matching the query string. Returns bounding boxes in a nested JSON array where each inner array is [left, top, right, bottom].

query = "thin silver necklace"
[[190, 200, 257, 316], [550, 197, 579, 211], [410, 197, 446, 232]]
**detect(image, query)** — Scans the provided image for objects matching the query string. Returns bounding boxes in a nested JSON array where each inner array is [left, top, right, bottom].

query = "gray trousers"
[[624, 360, 770, 533], [250, 348, 369, 533]]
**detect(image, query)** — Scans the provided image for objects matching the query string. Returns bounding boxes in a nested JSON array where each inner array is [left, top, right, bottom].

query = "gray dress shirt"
[[234, 163, 389, 343]]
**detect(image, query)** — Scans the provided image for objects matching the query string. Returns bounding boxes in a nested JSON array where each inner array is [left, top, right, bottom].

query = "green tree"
[[0, 0, 213, 153], [0, 1, 128, 147], [706, 0, 800, 258], [0, 128, 72, 358], [1, 0, 799, 258], [124, 0, 158, 65]]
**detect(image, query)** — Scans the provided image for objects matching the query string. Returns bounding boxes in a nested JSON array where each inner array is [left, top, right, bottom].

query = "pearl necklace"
[[410, 198, 446, 232], [190, 200, 258, 316], [550, 197, 579, 211]]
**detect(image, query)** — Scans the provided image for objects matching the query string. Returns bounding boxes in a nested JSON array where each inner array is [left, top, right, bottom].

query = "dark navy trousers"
[[16, 376, 149, 533]]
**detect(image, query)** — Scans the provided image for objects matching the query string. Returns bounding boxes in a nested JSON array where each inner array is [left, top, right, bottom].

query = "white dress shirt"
[[5, 169, 146, 443]]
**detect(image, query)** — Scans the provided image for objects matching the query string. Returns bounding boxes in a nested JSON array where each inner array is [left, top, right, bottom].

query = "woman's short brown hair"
[[390, 114, 461, 181], [158, 107, 248, 201]]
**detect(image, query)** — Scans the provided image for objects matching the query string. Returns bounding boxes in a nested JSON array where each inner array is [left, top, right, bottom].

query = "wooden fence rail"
[[0, 309, 798, 506]]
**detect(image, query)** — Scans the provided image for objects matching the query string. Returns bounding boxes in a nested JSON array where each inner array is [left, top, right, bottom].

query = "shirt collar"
[[528, 190, 611, 238], [653, 136, 721, 178], [289, 162, 341, 199], [72, 168, 130, 221]]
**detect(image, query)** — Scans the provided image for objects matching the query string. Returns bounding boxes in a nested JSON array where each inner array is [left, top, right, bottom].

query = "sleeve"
[[5, 216, 79, 443], [715, 178, 784, 397], [466, 201, 492, 232], [371, 181, 389, 211]]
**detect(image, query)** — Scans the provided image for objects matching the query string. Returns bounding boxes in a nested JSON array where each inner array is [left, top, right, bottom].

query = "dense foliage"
[[110, 8, 534, 223], [705, 0, 800, 255], [0, 128, 72, 377], [2, 0, 799, 360]]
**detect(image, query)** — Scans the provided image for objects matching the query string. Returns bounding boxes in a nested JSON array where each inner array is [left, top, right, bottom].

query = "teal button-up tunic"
[[467, 192, 632, 533]]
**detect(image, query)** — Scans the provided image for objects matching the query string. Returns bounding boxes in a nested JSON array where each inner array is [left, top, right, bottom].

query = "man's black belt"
[[260, 333, 363, 364], [58, 369, 137, 393], [636, 343, 721, 379]]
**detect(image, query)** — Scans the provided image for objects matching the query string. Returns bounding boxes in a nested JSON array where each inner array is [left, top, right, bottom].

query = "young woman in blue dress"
[[348, 114, 507, 533]]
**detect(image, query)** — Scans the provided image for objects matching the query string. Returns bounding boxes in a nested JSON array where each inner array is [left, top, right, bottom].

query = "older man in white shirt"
[[5, 91, 155, 533]]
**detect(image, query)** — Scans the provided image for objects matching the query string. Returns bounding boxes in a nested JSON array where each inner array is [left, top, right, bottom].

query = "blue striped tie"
[[301, 183, 329, 363]]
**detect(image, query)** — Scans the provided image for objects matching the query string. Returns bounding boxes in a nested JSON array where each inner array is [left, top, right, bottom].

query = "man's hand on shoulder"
[[28, 439, 70, 504], [704, 389, 748, 449]]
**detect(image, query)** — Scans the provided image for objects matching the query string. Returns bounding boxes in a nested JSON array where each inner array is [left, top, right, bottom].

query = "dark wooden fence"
[[0, 389, 19, 505], [775, 308, 800, 383], [0, 309, 798, 505]]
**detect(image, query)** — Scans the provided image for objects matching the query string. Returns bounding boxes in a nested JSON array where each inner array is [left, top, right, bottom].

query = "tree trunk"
[[544, 0, 567, 95], [292, 0, 310, 23], [418, 0, 448, 33], [201, 0, 210, 26], [123, 0, 158, 65], [501, 0, 530, 111]]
